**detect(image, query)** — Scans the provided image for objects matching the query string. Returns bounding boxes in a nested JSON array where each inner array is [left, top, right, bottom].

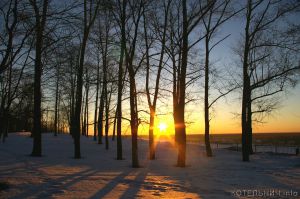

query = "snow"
[[0, 133, 299, 199]]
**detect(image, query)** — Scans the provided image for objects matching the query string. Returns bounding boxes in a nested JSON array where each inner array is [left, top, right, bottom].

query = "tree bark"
[[175, 105, 186, 167], [31, 0, 48, 157], [82, 94, 86, 136], [73, 31, 89, 159], [112, 109, 117, 141], [241, 0, 252, 162], [143, 0, 170, 160], [149, 108, 155, 159], [69, 60, 76, 138], [54, 64, 59, 137], [116, 0, 127, 160], [129, 73, 139, 168], [0, 63, 12, 142], [105, 86, 112, 150], [72, 0, 100, 158], [248, 102, 253, 154], [93, 59, 101, 141], [85, 67, 89, 137], [97, 85, 104, 144], [176, 0, 188, 167], [204, 35, 212, 157]]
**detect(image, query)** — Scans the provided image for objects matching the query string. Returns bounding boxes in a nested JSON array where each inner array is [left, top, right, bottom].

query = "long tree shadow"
[[119, 170, 148, 199], [89, 170, 148, 199], [10, 167, 98, 199], [1, 134, 299, 199]]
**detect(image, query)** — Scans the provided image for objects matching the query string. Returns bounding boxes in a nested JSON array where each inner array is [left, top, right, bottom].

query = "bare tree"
[[71, 0, 100, 159], [96, 8, 114, 147], [166, 0, 212, 167], [0, 0, 33, 140], [240, 0, 300, 161], [0, 49, 32, 141], [124, 0, 144, 167], [54, 61, 60, 136], [0, 0, 32, 74], [82, 64, 90, 137], [114, 0, 127, 160], [97, 79, 104, 144], [143, 0, 171, 160], [201, 0, 241, 157], [30, 0, 49, 157], [93, 49, 101, 141]]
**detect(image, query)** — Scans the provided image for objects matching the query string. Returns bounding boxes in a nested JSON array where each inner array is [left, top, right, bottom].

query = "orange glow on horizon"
[[85, 89, 300, 136]]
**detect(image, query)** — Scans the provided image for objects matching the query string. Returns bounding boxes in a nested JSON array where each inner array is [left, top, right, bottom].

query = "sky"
[[89, 81, 300, 135], [1, 0, 299, 136], [133, 85, 300, 135], [130, 8, 300, 135], [81, 1, 300, 136]]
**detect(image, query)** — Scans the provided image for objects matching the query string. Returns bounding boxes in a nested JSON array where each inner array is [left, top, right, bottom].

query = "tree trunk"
[[176, 0, 188, 167], [1, 63, 12, 142], [0, 105, 4, 139], [72, 33, 89, 158], [82, 95, 86, 136], [31, 36, 42, 156], [172, 55, 178, 146], [248, 102, 253, 154], [85, 70, 89, 137], [93, 60, 100, 141], [104, 85, 111, 150], [175, 105, 186, 167], [129, 74, 139, 168], [116, 0, 127, 160], [242, 79, 251, 161], [97, 85, 104, 144], [54, 65, 59, 137], [3, 111, 9, 142], [70, 62, 76, 138], [72, 0, 100, 159], [143, 0, 169, 160], [149, 108, 155, 160], [57, 94, 60, 134], [112, 110, 117, 141], [204, 35, 212, 157], [241, 0, 252, 162], [0, 110, 8, 142], [116, 100, 123, 159], [31, 0, 48, 157], [74, 133, 81, 158]]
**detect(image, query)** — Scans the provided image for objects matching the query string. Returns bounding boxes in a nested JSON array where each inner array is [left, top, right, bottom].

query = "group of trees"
[[0, 0, 299, 167]]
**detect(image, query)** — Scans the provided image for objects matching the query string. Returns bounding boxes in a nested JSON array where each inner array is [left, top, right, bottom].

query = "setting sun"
[[158, 123, 167, 132]]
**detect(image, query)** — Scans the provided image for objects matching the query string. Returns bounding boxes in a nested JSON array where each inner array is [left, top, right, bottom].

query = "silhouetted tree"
[[240, 0, 300, 161], [201, 0, 241, 157], [71, 0, 100, 159], [54, 61, 60, 137], [123, 0, 144, 167], [0, 0, 32, 74], [143, 0, 171, 160], [167, 0, 212, 167], [93, 51, 101, 141], [113, 0, 127, 160], [30, 0, 49, 157]]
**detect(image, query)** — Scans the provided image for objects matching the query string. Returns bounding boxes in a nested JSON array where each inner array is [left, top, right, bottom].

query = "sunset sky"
[[134, 85, 300, 135], [82, 3, 300, 136], [99, 82, 300, 136], [123, 15, 300, 135]]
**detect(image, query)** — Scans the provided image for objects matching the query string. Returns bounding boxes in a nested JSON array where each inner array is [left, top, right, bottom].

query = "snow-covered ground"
[[202, 143, 299, 155], [0, 133, 299, 199]]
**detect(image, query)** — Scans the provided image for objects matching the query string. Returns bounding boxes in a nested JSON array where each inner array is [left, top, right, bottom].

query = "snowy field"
[[202, 143, 299, 155], [0, 133, 299, 199]]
